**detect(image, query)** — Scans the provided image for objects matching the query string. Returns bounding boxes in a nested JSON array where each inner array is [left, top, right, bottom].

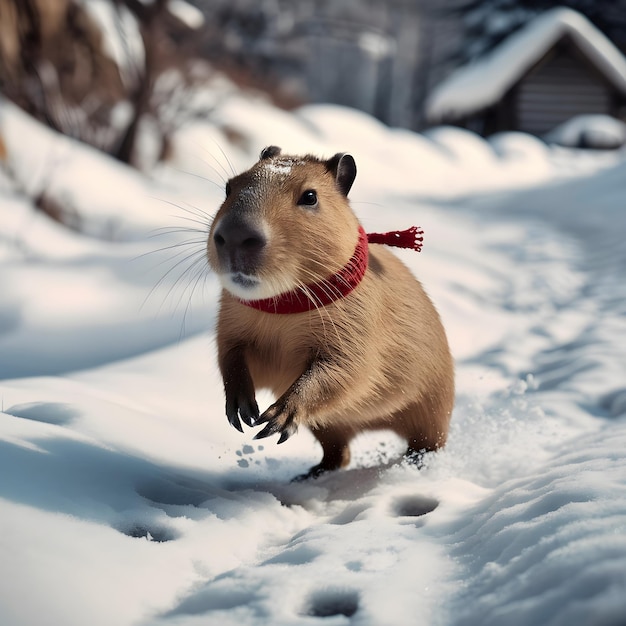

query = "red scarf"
[[239, 225, 423, 314]]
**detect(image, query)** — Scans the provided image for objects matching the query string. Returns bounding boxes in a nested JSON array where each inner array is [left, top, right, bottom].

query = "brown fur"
[[207, 147, 454, 477]]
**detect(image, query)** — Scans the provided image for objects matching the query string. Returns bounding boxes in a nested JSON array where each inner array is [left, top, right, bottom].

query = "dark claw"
[[253, 421, 280, 440], [227, 411, 243, 433], [277, 429, 291, 444], [254, 412, 270, 426], [226, 391, 259, 431], [239, 398, 260, 427], [253, 400, 297, 442], [255, 401, 280, 426], [277, 420, 298, 444], [240, 413, 256, 427]]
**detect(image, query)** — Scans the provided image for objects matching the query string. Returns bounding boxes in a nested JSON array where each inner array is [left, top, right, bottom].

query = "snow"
[[80, 0, 144, 85], [167, 0, 205, 30], [544, 114, 626, 149], [426, 6, 626, 122], [263, 160, 295, 176], [2, 87, 626, 626]]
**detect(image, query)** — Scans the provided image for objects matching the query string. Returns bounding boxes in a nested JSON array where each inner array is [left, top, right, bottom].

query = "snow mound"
[[544, 114, 626, 149], [447, 423, 626, 626]]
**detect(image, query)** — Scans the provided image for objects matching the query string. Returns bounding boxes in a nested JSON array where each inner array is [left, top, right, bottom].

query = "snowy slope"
[[1, 92, 626, 626]]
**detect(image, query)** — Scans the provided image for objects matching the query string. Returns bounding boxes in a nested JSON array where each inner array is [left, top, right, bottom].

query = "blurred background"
[[2, 0, 626, 176]]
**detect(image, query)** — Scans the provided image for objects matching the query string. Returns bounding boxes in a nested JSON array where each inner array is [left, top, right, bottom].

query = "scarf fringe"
[[367, 226, 424, 252]]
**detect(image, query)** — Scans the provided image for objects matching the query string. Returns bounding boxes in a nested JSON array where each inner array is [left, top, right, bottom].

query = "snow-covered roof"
[[426, 7, 626, 122]]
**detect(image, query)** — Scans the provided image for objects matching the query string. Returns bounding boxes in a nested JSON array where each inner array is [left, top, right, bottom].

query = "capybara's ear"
[[259, 146, 282, 160], [326, 153, 357, 196]]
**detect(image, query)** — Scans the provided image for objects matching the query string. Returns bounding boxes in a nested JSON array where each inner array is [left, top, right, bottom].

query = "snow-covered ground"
[[1, 92, 625, 626]]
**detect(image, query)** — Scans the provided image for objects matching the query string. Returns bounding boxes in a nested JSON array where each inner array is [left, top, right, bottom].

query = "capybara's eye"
[[298, 190, 318, 207]]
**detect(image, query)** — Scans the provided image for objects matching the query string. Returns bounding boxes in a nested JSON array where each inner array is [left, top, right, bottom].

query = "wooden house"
[[425, 7, 626, 137]]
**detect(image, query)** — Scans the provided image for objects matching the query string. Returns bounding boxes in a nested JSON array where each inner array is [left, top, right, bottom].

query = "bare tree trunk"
[[113, 0, 165, 166]]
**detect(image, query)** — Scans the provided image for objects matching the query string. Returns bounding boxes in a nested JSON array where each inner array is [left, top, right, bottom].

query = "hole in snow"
[[137, 479, 212, 507], [304, 589, 359, 619], [5, 402, 79, 426], [393, 495, 439, 518], [120, 524, 176, 543], [600, 388, 626, 418]]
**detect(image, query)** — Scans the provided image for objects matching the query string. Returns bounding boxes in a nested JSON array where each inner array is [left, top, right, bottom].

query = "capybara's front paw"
[[225, 384, 259, 432], [253, 397, 299, 444]]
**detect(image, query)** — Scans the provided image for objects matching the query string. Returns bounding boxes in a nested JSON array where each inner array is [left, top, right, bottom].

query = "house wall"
[[300, 0, 446, 129], [515, 47, 612, 135], [194, 0, 464, 130]]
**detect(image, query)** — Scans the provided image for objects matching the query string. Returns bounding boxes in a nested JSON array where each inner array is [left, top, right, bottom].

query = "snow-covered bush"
[[544, 114, 626, 149]]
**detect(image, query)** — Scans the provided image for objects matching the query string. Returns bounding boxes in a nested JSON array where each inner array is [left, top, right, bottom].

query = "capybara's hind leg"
[[294, 425, 352, 480], [392, 400, 450, 466]]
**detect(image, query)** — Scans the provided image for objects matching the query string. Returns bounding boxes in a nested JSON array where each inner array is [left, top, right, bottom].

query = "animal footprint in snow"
[[392, 495, 439, 518], [119, 523, 176, 543], [5, 401, 78, 426], [303, 588, 359, 618]]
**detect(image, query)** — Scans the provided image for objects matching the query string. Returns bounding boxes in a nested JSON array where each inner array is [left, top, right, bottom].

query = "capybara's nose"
[[213, 217, 266, 271]]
